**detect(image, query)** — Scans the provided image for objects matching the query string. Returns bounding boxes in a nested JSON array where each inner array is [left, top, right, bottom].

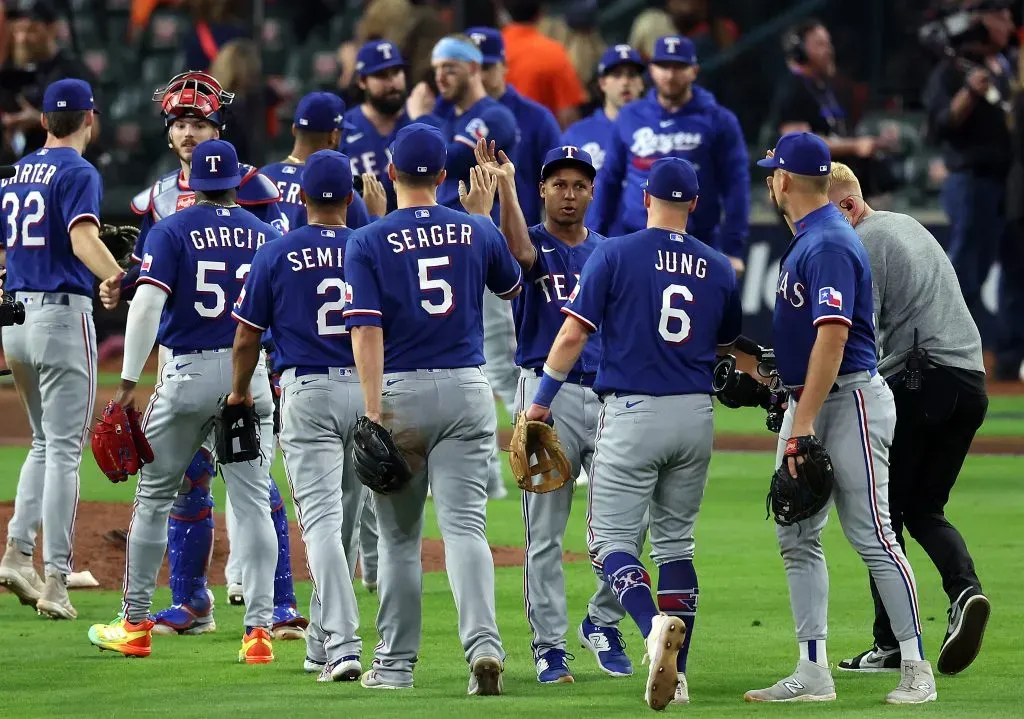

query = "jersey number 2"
[[195, 261, 250, 318], [2, 191, 46, 247], [317, 277, 348, 336], [658, 284, 693, 344]]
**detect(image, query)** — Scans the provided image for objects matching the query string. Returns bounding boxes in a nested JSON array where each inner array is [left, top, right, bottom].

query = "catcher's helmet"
[[154, 71, 234, 130]]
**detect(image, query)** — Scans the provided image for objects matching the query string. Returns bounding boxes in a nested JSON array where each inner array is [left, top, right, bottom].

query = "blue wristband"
[[533, 372, 564, 409]]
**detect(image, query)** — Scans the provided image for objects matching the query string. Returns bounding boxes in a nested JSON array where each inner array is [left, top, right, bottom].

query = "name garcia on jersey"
[[190, 224, 269, 251], [387, 222, 475, 254]]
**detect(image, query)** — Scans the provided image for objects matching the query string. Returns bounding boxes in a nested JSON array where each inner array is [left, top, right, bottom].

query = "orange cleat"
[[88, 615, 154, 658], [239, 627, 274, 664]]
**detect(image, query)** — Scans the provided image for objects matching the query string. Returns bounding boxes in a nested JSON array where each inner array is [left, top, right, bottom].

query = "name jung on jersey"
[[654, 246, 709, 278], [387, 221, 475, 254], [188, 224, 270, 251]]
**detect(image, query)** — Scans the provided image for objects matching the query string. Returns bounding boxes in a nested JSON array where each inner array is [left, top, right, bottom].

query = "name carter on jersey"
[[0, 162, 58, 187], [189, 226, 269, 251], [387, 223, 475, 254]]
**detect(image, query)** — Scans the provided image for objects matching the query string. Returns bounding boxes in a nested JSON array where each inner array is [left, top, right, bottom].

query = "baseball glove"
[[509, 413, 572, 493], [767, 435, 835, 526], [99, 224, 140, 267], [213, 398, 262, 464], [713, 355, 772, 410], [352, 416, 413, 494], [91, 400, 154, 483]]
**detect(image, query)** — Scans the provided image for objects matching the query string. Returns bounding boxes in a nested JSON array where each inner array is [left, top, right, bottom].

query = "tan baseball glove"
[[509, 413, 572, 493]]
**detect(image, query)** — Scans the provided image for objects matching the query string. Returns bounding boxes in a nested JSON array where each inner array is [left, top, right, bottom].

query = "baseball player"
[[343, 123, 522, 694], [524, 157, 742, 709], [745, 132, 934, 704], [117, 71, 307, 638], [827, 162, 990, 675], [0, 79, 124, 619], [88, 139, 278, 662], [592, 36, 749, 271], [478, 140, 634, 682], [231, 149, 365, 682]]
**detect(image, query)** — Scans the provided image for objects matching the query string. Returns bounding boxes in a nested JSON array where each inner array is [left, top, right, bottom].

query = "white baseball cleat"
[[643, 614, 685, 710], [886, 660, 937, 704], [0, 540, 44, 606], [670, 675, 689, 704], [744, 660, 837, 702], [227, 583, 244, 606]]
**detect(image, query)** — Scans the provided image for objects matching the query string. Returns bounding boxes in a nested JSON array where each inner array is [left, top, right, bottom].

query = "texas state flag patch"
[[818, 286, 843, 309], [141, 253, 153, 272]]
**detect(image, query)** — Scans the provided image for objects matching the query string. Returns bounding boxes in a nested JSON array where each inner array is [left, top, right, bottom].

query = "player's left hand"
[[99, 273, 123, 310], [524, 403, 552, 423], [112, 386, 136, 412], [786, 424, 815, 477], [361, 172, 387, 218], [226, 391, 254, 407], [459, 165, 497, 216]]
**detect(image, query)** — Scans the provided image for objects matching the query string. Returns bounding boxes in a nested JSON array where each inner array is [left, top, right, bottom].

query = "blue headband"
[[432, 37, 484, 64]]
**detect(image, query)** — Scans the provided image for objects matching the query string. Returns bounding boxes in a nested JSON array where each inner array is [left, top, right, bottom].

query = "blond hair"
[[209, 39, 262, 95], [828, 161, 862, 195]]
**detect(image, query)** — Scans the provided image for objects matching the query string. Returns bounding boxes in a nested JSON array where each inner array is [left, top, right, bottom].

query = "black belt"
[[531, 367, 596, 387], [170, 347, 232, 357], [294, 366, 331, 377], [20, 292, 86, 306]]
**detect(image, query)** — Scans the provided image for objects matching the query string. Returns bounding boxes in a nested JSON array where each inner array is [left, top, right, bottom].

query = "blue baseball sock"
[[268, 477, 297, 608], [657, 559, 698, 673], [602, 551, 657, 638]]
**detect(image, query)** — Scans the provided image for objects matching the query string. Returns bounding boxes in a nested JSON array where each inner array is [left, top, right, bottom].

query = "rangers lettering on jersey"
[[630, 128, 704, 158]]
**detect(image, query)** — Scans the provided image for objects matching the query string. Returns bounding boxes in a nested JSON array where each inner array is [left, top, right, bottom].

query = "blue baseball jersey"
[[513, 224, 603, 374], [563, 228, 741, 396], [259, 160, 372, 231], [342, 107, 443, 213], [561, 109, 618, 232], [343, 204, 523, 372], [0, 147, 101, 296], [232, 223, 355, 370], [437, 97, 518, 212], [137, 204, 281, 351], [772, 203, 877, 386], [592, 87, 750, 257]]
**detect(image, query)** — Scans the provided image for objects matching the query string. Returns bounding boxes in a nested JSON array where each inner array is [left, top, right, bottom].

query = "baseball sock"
[[602, 551, 657, 638], [799, 640, 828, 668], [269, 477, 297, 608], [899, 636, 924, 661], [656, 559, 698, 673]]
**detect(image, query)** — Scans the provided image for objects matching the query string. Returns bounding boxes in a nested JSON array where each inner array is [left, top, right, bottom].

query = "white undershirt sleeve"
[[121, 282, 168, 382]]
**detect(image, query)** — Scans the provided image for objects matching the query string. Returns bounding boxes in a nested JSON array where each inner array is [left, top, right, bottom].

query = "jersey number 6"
[[658, 284, 693, 344]]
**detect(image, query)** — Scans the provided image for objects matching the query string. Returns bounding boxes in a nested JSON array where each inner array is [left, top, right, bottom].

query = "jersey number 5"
[[2, 191, 46, 247], [418, 256, 454, 316], [658, 284, 693, 344], [195, 261, 250, 318]]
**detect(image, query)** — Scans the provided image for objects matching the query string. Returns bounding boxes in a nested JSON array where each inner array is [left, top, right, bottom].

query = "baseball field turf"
[[0, 398, 1021, 718]]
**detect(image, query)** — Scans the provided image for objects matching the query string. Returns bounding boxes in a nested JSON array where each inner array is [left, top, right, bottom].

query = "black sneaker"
[[937, 587, 991, 675], [838, 645, 901, 672]]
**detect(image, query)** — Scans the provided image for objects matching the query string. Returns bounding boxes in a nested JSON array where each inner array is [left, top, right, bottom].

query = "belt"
[[792, 368, 877, 401], [531, 367, 596, 387], [293, 366, 354, 378], [170, 347, 231, 358], [15, 291, 91, 309]]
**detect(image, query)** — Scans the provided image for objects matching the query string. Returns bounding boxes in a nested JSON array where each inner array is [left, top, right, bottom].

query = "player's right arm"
[[230, 247, 274, 403], [484, 220, 524, 302], [477, 139, 536, 271], [61, 168, 123, 282], [343, 232, 385, 423]]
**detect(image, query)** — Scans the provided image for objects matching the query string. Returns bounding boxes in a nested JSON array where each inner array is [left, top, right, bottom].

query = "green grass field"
[[0, 407, 1022, 717]]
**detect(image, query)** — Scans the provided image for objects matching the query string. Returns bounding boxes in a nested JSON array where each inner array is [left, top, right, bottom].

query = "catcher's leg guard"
[[269, 477, 308, 639], [153, 448, 217, 635]]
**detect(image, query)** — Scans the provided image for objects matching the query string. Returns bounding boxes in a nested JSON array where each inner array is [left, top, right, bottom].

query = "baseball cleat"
[[643, 614, 685, 710], [838, 644, 901, 672], [536, 649, 574, 683], [304, 656, 327, 673], [578, 615, 633, 676], [360, 669, 413, 689], [937, 587, 990, 675], [239, 627, 274, 664], [744, 659, 836, 702], [885, 660, 937, 704], [670, 675, 689, 704], [35, 574, 77, 620], [317, 655, 362, 682], [271, 604, 308, 640], [227, 583, 244, 606], [152, 589, 216, 635], [468, 656, 504, 696], [89, 615, 154, 658], [0, 540, 45, 606], [362, 579, 377, 594]]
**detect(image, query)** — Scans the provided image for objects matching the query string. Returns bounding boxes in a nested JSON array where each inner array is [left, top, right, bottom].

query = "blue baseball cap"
[[540, 145, 596, 181], [643, 157, 699, 202], [42, 78, 99, 113], [293, 92, 347, 132], [597, 44, 645, 76], [651, 35, 698, 65], [189, 139, 241, 192], [391, 123, 446, 175], [301, 149, 353, 203], [756, 132, 832, 176], [466, 27, 505, 65], [356, 40, 406, 76]]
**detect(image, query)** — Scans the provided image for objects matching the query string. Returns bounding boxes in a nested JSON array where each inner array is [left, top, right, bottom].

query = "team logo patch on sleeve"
[[141, 253, 153, 272], [344, 283, 353, 304], [465, 118, 490, 141], [818, 286, 843, 309], [235, 286, 246, 308]]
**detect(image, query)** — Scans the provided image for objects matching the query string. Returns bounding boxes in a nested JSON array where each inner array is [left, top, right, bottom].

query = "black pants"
[[870, 367, 988, 648]]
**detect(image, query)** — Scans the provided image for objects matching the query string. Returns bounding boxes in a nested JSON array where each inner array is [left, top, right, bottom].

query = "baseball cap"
[[42, 79, 99, 113], [391, 123, 447, 175], [597, 44, 645, 76], [356, 40, 406, 76], [6, 0, 58, 22], [301, 150, 353, 203], [756, 132, 831, 176], [189, 139, 241, 192], [294, 92, 347, 132], [540, 145, 596, 181], [466, 27, 505, 65], [643, 157, 699, 202], [651, 35, 698, 65]]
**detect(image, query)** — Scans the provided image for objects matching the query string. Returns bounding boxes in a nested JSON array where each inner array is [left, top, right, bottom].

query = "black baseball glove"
[[766, 435, 835, 526], [713, 355, 772, 409], [214, 398, 262, 464], [99, 224, 140, 267], [352, 416, 412, 494]]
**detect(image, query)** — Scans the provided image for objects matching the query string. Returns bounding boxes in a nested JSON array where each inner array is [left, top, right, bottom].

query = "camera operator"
[[922, 0, 1020, 379]]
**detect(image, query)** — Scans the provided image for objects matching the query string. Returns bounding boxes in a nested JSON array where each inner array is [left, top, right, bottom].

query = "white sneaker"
[[36, 573, 77, 620], [304, 656, 326, 673], [670, 675, 689, 704], [0, 540, 44, 606], [227, 583, 244, 606], [744, 660, 836, 702], [886, 660, 937, 704], [643, 614, 685, 710]]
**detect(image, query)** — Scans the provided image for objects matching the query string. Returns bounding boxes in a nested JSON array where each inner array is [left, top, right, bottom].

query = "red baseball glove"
[[91, 401, 154, 483]]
